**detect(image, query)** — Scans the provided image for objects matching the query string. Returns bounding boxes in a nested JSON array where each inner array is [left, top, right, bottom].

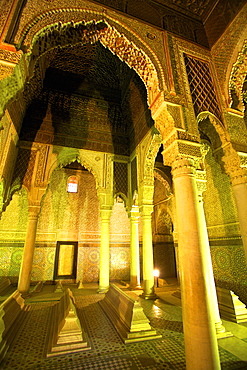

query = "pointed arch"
[[197, 111, 230, 150], [143, 132, 163, 188], [16, 10, 165, 106], [47, 150, 101, 190], [154, 169, 172, 198]]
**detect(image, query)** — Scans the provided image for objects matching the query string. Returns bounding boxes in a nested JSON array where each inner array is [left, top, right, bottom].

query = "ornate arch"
[[154, 169, 172, 198], [197, 111, 230, 150], [48, 150, 101, 189], [16, 9, 165, 105], [143, 132, 163, 188], [229, 40, 247, 112], [153, 169, 174, 224]]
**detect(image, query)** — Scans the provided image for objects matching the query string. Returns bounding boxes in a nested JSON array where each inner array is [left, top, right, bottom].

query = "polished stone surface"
[[1, 280, 247, 369]]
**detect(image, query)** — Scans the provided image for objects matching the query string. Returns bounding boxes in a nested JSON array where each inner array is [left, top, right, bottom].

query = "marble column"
[[98, 209, 112, 293], [197, 191, 229, 338], [18, 206, 40, 294], [231, 179, 247, 262], [172, 158, 220, 370], [129, 205, 141, 289], [140, 205, 156, 299]]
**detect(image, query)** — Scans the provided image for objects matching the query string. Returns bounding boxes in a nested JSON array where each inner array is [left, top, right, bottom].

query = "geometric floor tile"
[[1, 284, 247, 370]]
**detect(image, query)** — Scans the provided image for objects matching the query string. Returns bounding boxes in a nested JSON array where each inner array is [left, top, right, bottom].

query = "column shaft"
[[172, 158, 220, 370], [141, 207, 156, 299], [198, 194, 228, 338], [98, 209, 111, 293], [130, 206, 141, 289], [18, 207, 40, 294]]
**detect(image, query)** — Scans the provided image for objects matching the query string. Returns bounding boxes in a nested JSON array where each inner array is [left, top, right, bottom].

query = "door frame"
[[53, 241, 78, 280]]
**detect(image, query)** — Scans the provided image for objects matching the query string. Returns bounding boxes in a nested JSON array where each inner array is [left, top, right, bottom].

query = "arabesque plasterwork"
[[229, 40, 247, 112]]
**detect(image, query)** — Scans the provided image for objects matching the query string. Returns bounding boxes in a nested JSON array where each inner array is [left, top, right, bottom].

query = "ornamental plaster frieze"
[[0, 57, 26, 119], [0, 231, 27, 241], [0, 49, 24, 81], [207, 223, 241, 239]]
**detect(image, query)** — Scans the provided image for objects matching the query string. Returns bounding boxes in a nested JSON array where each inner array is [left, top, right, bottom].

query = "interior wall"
[[152, 176, 176, 279], [0, 165, 132, 283], [203, 147, 247, 304]]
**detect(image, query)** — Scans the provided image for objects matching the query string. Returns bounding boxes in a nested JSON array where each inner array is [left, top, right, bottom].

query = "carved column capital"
[[153, 102, 175, 139], [97, 188, 114, 209], [27, 205, 41, 220], [100, 208, 112, 221], [162, 134, 202, 168], [221, 147, 247, 186], [129, 205, 140, 220], [139, 204, 153, 217], [171, 157, 197, 178]]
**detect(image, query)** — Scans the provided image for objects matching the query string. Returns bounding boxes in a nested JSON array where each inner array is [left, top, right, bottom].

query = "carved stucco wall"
[[211, 3, 247, 112], [152, 175, 176, 278], [0, 167, 132, 283], [203, 147, 247, 304], [203, 148, 239, 232], [0, 188, 28, 282]]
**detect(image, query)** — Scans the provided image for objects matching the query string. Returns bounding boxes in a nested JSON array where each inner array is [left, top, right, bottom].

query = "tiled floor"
[[1, 281, 247, 369]]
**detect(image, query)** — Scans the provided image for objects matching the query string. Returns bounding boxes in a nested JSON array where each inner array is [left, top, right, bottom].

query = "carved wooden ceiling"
[[90, 0, 216, 19], [89, 0, 247, 47]]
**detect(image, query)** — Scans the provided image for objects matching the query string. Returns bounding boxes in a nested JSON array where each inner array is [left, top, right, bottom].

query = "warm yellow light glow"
[[67, 176, 78, 193], [153, 269, 160, 277]]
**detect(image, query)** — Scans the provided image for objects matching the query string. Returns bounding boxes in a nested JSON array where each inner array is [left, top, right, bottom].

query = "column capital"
[[220, 147, 247, 186], [28, 205, 41, 219], [171, 157, 197, 178], [139, 204, 153, 216], [162, 134, 202, 168], [129, 205, 140, 219], [100, 208, 112, 220]]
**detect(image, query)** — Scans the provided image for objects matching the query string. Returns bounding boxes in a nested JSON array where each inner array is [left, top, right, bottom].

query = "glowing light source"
[[153, 269, 160, 288], [67, 176, 78, 193], [153, 269, 159, 278]]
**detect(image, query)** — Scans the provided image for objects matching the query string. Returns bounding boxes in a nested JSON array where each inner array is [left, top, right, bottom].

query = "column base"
[[216, 330, 233, 339], [129, 284, 142, 291], [97, 286, 109, 294], [19, 291, 31, 298], [215, 321, 233, 339], [140, 292, 157, 300]]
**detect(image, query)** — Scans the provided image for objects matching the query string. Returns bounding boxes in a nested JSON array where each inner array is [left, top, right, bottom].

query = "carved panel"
[[184, 53, 222, 120], [113, 161, 128, 197], [229, 41, 247, 112]]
